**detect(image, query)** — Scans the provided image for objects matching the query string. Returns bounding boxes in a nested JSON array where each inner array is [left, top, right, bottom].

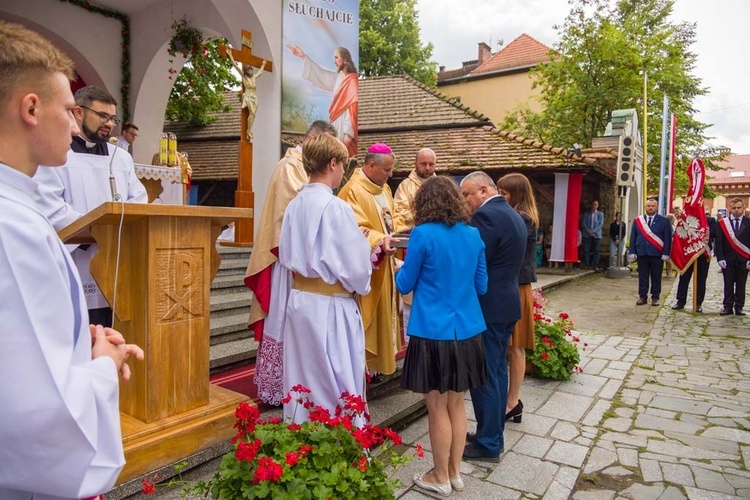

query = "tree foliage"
[[165, 38, 239, 127], [359, 0, 438, 86], [500, 0, 726, 195]]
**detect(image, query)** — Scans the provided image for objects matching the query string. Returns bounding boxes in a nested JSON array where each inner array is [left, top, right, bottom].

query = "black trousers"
[[637, 255, 663, 299], [722, 259, 749, 310], [88, 307, 113, 328], [675, 255, 709, 306]]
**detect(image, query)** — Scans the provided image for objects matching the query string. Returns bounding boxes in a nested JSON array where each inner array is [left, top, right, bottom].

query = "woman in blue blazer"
[[395, 176, 488, 496]]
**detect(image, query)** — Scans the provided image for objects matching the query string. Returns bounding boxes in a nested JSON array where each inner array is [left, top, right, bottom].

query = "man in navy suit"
[[672, 213, 717, 313], [628, 198, 672, 306], [460, 171, 525, 462], [581, 200, 605, 270], [715, 197, 750, 315]]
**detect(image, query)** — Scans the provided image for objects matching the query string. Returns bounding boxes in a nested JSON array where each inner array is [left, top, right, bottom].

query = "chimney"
[[478, 42, 492, 64], [439, 65, 446, 73]]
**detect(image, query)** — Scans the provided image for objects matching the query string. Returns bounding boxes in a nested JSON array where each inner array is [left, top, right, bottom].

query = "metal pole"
[[658, 94, 669, 215], [643, 69, 648, 207]]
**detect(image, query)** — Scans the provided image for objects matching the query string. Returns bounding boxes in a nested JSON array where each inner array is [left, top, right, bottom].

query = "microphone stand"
[[108, 137, 121, 201]]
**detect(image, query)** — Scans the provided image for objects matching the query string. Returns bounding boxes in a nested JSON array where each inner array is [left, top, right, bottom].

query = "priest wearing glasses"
[[34, 85, 147, 327]]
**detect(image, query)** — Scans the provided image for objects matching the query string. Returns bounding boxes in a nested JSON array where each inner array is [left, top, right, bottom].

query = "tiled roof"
[[706, 154, 750, 184], [359, 126, 614, 178], [180, 140, 239, 181], [437, 61, 479, 83], [164, 91, 241, 140], [166, 76, 614, 181], [359, 75, 491, 131], [471, 34, 551, 76]]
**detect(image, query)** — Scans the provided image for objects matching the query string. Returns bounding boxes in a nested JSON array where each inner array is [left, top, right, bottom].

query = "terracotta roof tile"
[[706, 154, 750, 184], [360, 126, 612, 178], [359, 75, 490, 131], [471, 34, 551, 75], [437, 62, 479, 83], [164, 91, 241, 140]]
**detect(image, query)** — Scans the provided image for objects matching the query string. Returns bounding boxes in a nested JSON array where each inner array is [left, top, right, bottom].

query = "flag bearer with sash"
[[715, 197, 750, 316], [628, 198, 673, 306]]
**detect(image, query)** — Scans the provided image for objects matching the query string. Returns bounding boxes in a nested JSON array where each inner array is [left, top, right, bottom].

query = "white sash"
[[634, 216, 664, 253], [719, 217, 750, 259]]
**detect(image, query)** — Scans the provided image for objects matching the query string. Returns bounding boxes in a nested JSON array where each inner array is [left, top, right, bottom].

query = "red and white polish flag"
[[550, 173, 583, 263]]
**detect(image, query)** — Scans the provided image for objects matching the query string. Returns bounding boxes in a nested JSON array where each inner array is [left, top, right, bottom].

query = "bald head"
[[414, 148, 436, 179]]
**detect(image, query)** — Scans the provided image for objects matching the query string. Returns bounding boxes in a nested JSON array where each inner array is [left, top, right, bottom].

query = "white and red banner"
[[718, 218, 750, 259], [550, 173, 583, 263], [634, 216, 665, 253], [670, 158, 709, 272]]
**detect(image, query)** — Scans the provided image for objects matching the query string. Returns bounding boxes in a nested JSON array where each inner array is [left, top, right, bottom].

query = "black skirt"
[[400, 334, 488, 394]]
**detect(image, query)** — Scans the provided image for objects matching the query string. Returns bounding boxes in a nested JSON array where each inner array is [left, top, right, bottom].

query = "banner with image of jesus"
[[282, 0, 359, 157]]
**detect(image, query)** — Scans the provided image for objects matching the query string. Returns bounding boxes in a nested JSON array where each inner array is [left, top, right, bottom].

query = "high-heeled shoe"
[[506, 400, 523, 423]]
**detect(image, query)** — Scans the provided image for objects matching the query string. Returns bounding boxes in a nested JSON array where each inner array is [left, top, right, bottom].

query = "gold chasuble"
[[244, 147, 307, 337], [393, 169, 428, 307], [338, 169, 402, 374]]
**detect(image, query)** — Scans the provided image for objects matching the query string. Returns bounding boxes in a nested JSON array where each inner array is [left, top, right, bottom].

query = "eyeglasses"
[[80, 106, 121, 126]]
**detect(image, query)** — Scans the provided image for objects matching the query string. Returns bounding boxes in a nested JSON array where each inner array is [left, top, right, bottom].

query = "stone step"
[[216, 244, 252, 259], [215, 257, 248, 277], [209, 312, 252, 346], [210, 273, 249, 295], [108, 367, 423, 499], [209, 337, 258, 374], [209, 291, 251, 319]]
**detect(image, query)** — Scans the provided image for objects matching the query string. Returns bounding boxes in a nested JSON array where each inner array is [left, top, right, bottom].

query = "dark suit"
[[469, 196, 526, 456], [628, 214, 672, 300], [715, 215, 750, 311], [675, 217, 717, 308]]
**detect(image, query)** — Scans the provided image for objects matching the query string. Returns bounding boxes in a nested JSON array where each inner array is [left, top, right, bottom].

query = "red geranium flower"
[[253, 457, 284, 484], [356, 456, 368, 471], [559, 312, 569, 319], [286, 451, 300, 466], [415, 443, 424, 459], [287, 423, 301, 431], [291, 384, 312, 394], [236, 438, 262, 462], [141, 478, 156, 494], [385, 428, 402, 446], [281, 394, 292, 404], [541, 352, 549, 360]]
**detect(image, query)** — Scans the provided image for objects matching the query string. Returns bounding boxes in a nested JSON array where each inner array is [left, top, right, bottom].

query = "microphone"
[[108, 137, 120, 201]]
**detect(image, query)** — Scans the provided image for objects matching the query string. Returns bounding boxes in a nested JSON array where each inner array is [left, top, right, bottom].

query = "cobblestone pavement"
[[394, 268, 750, 499]]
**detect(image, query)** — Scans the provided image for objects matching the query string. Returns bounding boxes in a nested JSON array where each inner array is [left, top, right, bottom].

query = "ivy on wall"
[[59, 0, 131, 121]]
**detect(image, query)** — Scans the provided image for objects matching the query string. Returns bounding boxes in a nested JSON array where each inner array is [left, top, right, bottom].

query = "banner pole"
[[692, 259, 698, 312]]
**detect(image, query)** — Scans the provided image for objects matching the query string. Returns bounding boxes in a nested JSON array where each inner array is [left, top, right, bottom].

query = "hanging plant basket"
[[168, 17, 204, 60]]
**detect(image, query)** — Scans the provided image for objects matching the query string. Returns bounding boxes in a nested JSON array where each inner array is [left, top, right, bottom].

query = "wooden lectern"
[[59, 203, 254, 482]]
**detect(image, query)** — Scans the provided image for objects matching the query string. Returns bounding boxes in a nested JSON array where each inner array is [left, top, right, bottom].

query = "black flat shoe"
[[505, 400, 523, 423], [721, 309, 733, 316], [736, 310, 746, 316], [672, 303, 685, 310], [466, 432, 475, 443]]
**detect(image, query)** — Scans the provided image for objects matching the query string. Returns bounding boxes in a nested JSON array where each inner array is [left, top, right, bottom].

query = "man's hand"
[[287, 44, 306, 59], [90, 324, 145, 382], [718, 260, 727, 269], [661, 255, 670, 262], [382, 236, 397, 256], [360, 227, 371, 238], [588, 230, 594, 237], [394, 258, 404, 273], [628, 254, 637, 263]]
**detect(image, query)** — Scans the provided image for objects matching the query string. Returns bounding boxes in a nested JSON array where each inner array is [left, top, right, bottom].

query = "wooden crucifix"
[[218, 30, 273, 246]]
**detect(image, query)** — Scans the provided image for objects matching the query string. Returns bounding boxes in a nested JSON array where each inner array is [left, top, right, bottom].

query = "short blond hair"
[[0, 21, 74, 102], [302, 134, 348, 176]]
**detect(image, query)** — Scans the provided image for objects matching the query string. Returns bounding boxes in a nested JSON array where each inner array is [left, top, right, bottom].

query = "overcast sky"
[[415, 0, 749, 155]]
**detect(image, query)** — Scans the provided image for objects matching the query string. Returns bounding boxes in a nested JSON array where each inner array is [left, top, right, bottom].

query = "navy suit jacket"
[[628, 214, 672, 258], [471, 196, 526, 324], [716, 215, 750, 263]]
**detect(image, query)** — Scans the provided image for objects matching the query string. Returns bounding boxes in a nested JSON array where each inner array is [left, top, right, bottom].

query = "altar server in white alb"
[[278, 134, 372, 424], [0, 20, 143, 498], [34, 85, 147, 327]]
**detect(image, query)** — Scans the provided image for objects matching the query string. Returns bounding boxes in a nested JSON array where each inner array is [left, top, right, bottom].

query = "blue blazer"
[[395, 222, 487, 341], [472, 196, 526, 324], [628, 214, 672, 257], [582, 210, 605, 238]]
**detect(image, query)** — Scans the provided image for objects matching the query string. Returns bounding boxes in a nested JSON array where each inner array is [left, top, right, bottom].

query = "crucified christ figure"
[[228, 49, 267, 141]]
